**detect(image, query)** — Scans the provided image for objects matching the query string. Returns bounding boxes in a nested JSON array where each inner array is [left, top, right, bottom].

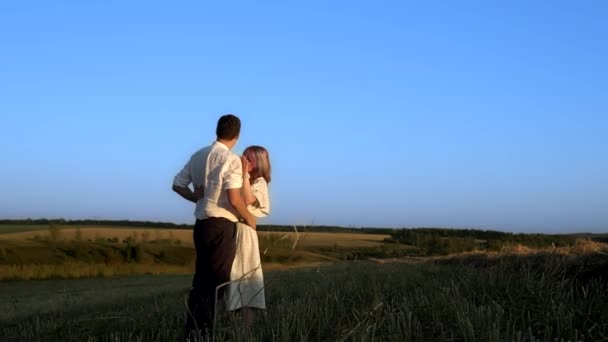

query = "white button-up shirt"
[[173, 141, 243, 222]]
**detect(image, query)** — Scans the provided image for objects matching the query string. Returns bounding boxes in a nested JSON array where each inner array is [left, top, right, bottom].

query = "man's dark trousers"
[[185, 217, 237, 340]]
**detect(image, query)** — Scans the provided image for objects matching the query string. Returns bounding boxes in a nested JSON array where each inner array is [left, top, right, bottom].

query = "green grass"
[[2, 254, 607, 342]]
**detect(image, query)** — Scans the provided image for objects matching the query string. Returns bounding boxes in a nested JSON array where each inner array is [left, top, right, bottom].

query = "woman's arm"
[[241, 156, 258, 206]]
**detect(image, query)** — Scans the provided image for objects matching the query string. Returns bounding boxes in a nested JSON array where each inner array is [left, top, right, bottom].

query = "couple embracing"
[[172, 114, 271, 340]]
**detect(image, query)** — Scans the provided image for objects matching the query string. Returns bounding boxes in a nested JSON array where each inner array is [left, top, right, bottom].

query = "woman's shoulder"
[[251, 177, 269, 199], [252, 177, 268, 187], [249, 176, 270, 217]]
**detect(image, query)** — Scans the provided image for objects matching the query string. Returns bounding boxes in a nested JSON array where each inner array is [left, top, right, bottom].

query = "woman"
[[225, 145, 271, 325]]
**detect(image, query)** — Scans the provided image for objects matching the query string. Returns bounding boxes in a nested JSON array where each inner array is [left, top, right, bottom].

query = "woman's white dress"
[[225, 177, 270, 311]]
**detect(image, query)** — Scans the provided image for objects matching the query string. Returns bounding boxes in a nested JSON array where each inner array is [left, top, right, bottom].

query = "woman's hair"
[[244, 145, 271, 183]]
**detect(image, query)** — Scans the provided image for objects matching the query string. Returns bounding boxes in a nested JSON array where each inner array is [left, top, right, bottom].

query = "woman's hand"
[[241, 155, 251, 175], [240, 155, 257, 205]]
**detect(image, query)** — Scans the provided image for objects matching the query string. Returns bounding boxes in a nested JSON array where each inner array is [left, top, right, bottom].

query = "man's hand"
[[193, 185, 204, 201], [172, 184, 201, 204], [244, 213, 257, 230], [227, 188, 257, 230]]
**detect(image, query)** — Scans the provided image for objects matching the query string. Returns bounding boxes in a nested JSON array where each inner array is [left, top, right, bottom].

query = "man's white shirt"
[[173, 141, 243, 222]]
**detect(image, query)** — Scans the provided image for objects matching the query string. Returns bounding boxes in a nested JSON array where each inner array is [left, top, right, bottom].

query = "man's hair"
[[216, 114, 241, 140]]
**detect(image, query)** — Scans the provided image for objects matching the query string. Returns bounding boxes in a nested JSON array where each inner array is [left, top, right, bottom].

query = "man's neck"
[[217, 139, 234, 150]]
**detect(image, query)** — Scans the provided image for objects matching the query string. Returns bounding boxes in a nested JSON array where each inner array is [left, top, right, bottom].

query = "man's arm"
[[172, 157, 200, 203], [228, 188, 256, 230], [224, 155, 256, 229], [172, 185, 199, 203]]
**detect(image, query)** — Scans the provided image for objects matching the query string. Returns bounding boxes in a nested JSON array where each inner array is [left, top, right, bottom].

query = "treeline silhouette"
[[0, 219, 393, 234], [387, 228, 577, 255]]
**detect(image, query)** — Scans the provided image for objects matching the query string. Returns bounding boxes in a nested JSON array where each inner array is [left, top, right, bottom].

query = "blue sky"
[[0, 1, 606, 233]]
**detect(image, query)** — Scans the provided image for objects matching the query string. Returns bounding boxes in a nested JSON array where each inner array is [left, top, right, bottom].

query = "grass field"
[[1, 224, 607, 340], [2, 253, 607, 342]]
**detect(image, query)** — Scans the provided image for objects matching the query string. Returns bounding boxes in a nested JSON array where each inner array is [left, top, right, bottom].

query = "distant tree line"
[[387, 228, 577, 255], [0, 219, 394, 235]]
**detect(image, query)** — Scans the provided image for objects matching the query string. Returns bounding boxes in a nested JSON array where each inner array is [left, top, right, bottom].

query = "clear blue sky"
[[1, 1, 606, 233]]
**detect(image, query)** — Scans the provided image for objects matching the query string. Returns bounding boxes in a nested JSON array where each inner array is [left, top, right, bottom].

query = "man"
[[172, 114, 256, 340]]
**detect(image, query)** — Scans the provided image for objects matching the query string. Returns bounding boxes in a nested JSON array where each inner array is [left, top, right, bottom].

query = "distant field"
[[0, 225, 396, 280], [0, 227, 195, 244], [0, 225, 54, 234], [0, 225, 389, 248]]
